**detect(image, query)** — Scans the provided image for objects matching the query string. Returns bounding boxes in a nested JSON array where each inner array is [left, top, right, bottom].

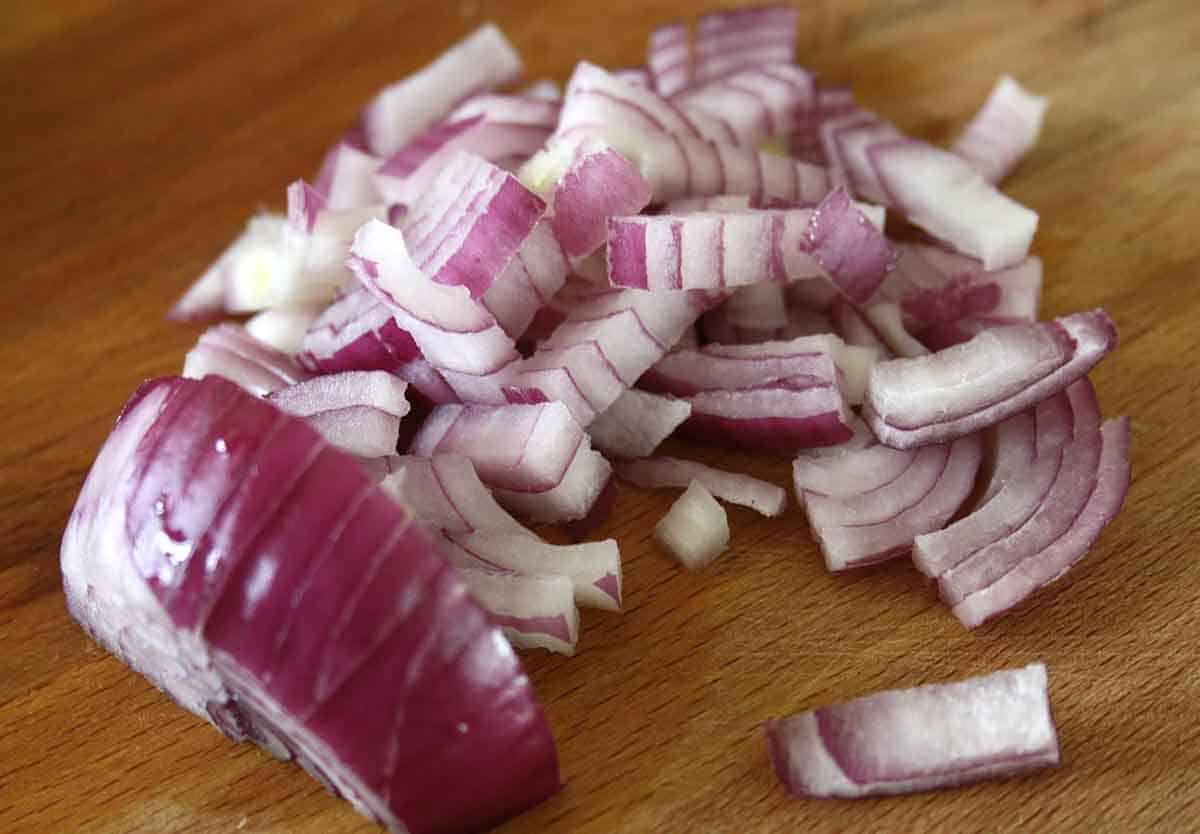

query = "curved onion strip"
[[977, 411, 1037, 505], [806, 444, 950, 528], [642, 343, 838, 397], [805, 434, 982, 572], [183, 324, 311, 397], [267, 372, 411, 459], [865, 310, 1117, 449], [871, 140, 1038, 270], [380, 454, 528, 536], [952, 417, 1130, 628], [766, 663, 1058, 798], [953, 76, 1048, 184], [457, 570, 580, 655], [679, 385, 854, 454], [61, 375, 560, 834], [691, 6, 799, 87], [482, 219, 571, 340], [675, 64, 815, 147], [587, 389, 692, 459], [655, 481, 730, 570], [315, 142, 383, 210], [647, 22, 691, 97], [615, 456, 786, 517], [793, 444, 912, 504], [362, 23, 522, 157]]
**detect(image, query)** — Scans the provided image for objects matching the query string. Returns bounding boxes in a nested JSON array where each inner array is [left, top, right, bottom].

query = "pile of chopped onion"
[[63, 7, 1132, 832]]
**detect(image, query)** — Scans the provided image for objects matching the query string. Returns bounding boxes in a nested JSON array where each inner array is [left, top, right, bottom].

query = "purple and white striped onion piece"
[[409, 402, 613, 524], [296, 286, 457, 406], [380, 454, 530, 537], [800, 434, 982, 571], [953, 76, 1048, 184], [936, 384, 1104, 605], [245, 308, 321, 356], [792, 84, 858, 165], [550, 140, 654, 262], [457, 570, 580, 655], [641, 341, 840, 397], [977, 410, 1038, 505], [267, 371, 410, 459], [690, 6, 799, 87], [399, 151, 546, 299], [61, 375, 560, 834], [508, 287, 717, 426], [793, 444, 912, 507], [287, 179, 326, 234], [349, 219, 522, 404], [822, 112, 904, 204], [805, 188, 898, 303], [314, 142, 384, 210], [679, 385, 855, 455], [374, 94, 560, 206], [831, 297, 893, 355], [587, 388, 692, 460], [952, 417, 1130, 628], [647, 23, 691, 96], [615, 457, 787, 517], [183, 324, 312, 397], [766, 663, 1059, 798], [674, 64, 816, 148], [862, 303, 930, 358], [865, 310, 1118, 449], [557, 63, 830, 204], [655, 481, 730, 570], [361, 23, 522, 157], [871, 140, 1038, 270], [612, 67, 652, 87], [481, 219, 571, 339]]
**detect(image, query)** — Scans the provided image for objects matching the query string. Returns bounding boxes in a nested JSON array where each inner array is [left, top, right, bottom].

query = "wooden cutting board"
[[3, 1, 1198, 832]]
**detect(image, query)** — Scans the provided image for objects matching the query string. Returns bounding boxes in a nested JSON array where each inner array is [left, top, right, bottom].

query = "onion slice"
[[690, 6, 799, 87], [766, 663, 1059, 798], [267, 371, 410, 459], [864, 310, 1118, 449], [61, 375, 560, 834], [655, 481, 730, 570], [183, 324, 311, 396], [457, 570, 580, 655], [587, 389, 692, 460], [953, 76, 1048, 184], [615, 457, 786, 517]]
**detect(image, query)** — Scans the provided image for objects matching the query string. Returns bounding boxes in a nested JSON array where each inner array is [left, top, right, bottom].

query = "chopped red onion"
[[615, 457, 786, 517], [679, 385, 854, 455], [286, 179, 326, 234], [674, 64, 815, 148], [349, 219, 522, 404], [767, 663, 1059, 798], [244, 308, 321, 355], [380, 454, 528, 536], [865, 310, 1118, 449], [862, 303, 930, 358], [374, 94, 559, 207], [821, 112, 903, 204], [410, 402, 612, 523], [804, 188, 898, 303], [647, 22, 691, 96], [297, 286, 457, 406], [655, 481, 730, 570], [361, 23, 522, 157], [642, 341, 839, 397], [587, 389, 692, 459], [482, 219, 571, 340], [183, 324, 311, 396], [457, 570, 580, 655], [549, 140, 654, 262], [61, 375, 560, 834], [952, 416, 1130, 628], [871, 140, 1038, 270], [800, 434, 982, 571], [266, 371, 410, 459], [691, 6, 799, 87], [315, 142, 384, 210], [953, 76, 1048, 184]]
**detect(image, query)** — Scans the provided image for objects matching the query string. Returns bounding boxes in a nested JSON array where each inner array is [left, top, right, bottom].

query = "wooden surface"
[[3, 1, 1199, 832]]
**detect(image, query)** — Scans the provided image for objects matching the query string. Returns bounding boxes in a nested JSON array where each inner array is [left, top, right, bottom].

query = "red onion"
[[183, 324, 312, 396], [361, 23, 522, 157], [690, 6, 799, 87], [457, 570, 580, 655], [953, 76, 1048, 184], [483, 219, 571, 340], [647, 23, 691, 97], [267, 371, 410, 459], [674, 64, 815, 148], [615, 457, 787, 517], [245, 308, 321, 355], [865, 310, 1118, 449], [61, 375, 560, 834], [315, 142, 383, 210], [587, 388, 692, 460], [767, 663, 1059, 798], [654, 481, 730, 570], [680, 386, 854, 455], [380, 454, 528, 536]]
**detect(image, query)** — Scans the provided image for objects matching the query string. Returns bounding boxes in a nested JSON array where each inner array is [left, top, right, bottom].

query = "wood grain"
[[3, 1, 1199, 832]]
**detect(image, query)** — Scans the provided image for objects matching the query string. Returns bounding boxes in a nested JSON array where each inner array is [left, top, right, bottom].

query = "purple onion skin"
[[62, 375, 560, 834]]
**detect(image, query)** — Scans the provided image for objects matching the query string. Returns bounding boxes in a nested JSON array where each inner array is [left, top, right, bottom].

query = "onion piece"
[[655, 481, 730, 570], [183, 324, 311, 396], [871, 140, 1038, 270], [483, 219, 571, 340], [549, 140, 654, 263], [267, 371, 410, 459], [61, 375, 560, 834], [400, 151, 546, 299], [315, 142, 384, 210], [362, 23, 522, 157], [615, 457, 786, 517], [953, 76, 1048, 184], [297, 286, 457, 406], [587, 388, 692, 460], [647, 22, 691, 97], [690, 6, 799, 87], [680, 385, 854, 455], [801, 434, 982, 571], [766, 663, 1059, 798], [410, 402, 612, 524], [457, 570, 580, 655], [349, 219, 522, 404], [380, 454, 528, 536], [804, 188, 898, 303], [864, 310, 1118, 449], [952, 416, 1130, 628], [244, 308, 321, 355], [674, 64, 815, 148]]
